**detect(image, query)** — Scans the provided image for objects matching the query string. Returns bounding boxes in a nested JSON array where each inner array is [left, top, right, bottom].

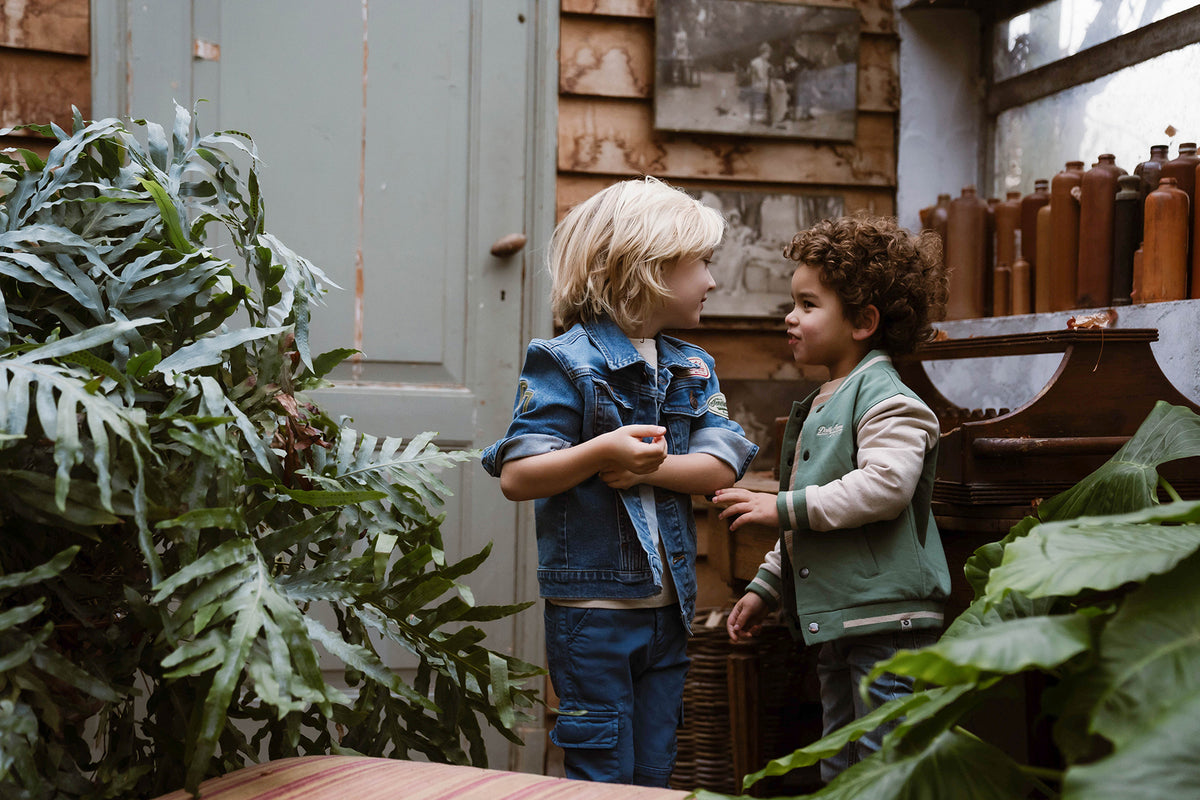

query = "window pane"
[[993, 0, 1200, 81], [992, 43, 1200, 196]]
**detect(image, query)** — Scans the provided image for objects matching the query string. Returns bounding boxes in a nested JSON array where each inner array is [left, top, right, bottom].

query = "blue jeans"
[[816, 629, 937, 783], [544, 604, 690, 787]]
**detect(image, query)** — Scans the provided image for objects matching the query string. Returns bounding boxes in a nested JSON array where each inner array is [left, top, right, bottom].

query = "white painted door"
[[93, 0, 556, 771]]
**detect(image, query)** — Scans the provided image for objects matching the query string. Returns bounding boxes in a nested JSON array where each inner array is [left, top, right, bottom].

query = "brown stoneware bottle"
[[995, 191, 1022, 272], [993, 262, 1012, 316], [1163, 143, 1198, 280], [1020, 179, 1050, 307], [929, 193, 951, 255], [1135, 145, 1169, 204], [1035, 203, 1053, 313], [945, 186, 988, 319], [1112, 174, 1142, 306], [1141, 177, 1189, 302], [1050, 161, 1085, 311], [1077, 154, 1126, 308], [1012, 254, 1032, 314], [1193, 160, 1200, 298]]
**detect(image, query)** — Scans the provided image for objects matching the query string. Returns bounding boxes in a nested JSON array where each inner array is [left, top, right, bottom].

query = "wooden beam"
[[0, 0, 89, 56], [0, 49, 90, 131], [987, 6, 1200, 115], [557, 173, 894, 220], [558, 97, 896, 186]]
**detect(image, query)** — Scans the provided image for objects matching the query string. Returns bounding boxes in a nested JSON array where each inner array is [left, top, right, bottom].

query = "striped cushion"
[[150, 755, 692, 799]]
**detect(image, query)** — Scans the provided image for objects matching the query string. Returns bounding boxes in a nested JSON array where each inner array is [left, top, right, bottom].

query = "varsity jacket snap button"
[[808, 622, 819, 633], [900, 618, 912, 628], [799, 567, 810, 579], [802, 450, 810, 460]]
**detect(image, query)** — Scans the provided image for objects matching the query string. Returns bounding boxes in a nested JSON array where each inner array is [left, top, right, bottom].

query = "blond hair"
[[549, 176, 725, 331]]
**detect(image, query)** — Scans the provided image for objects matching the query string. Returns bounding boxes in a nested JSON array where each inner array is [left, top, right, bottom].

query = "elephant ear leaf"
[[1037, 401, 1200, 521]]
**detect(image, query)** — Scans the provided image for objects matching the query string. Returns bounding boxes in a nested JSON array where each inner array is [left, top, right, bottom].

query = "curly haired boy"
[[713, 214, 951, 783]]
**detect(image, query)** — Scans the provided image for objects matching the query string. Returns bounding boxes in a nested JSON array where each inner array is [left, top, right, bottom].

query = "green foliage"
[[718, 401, 1200, 799], [0, 106, 539, 799]]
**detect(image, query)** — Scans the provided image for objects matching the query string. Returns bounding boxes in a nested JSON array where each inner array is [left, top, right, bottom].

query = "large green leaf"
[[868, 614, 1091, 688], [1062, 688, 1200, 800], [985, 501, 1200, 600], [1083, 551, 1200, 748], [1036, 401, 1200, 521]]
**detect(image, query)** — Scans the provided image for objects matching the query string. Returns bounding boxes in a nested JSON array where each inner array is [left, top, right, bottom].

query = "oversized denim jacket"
[[481, 316, 758, 629]]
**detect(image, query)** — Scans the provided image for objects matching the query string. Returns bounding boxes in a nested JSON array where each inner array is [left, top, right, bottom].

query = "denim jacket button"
[[672, 554, 685, 564], [690, 393, 698, 409]]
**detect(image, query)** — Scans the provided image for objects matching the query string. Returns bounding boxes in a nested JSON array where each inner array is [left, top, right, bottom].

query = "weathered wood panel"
[[560, 17, 898, 112], [0, 134, 54, 163], [0, 50, 89, 130], [0, 0, 89, 55], [561, 0, 653, 17], [557, 173, 894, 220], [558, 97, 895, 185], [561, 0, 895, 35], [559, 14, 653, 97]]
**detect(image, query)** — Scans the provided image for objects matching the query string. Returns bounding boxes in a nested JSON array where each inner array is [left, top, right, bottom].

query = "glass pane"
[[992, 42, 1200, 196], [993, 0, 1200, 81]]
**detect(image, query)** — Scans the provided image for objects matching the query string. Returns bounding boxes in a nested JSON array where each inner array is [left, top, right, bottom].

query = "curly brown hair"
[[783, 213, 948, 355]]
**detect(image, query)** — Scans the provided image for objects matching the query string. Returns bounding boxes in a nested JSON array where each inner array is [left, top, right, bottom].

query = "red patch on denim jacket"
[[686, 357, 710, 378]]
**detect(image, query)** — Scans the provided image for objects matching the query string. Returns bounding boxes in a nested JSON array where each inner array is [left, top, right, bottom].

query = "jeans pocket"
[[550, 709, 619, 750]]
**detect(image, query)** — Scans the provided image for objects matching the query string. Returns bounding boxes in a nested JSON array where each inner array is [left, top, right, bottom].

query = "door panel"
[[99, 0, 551, 771]]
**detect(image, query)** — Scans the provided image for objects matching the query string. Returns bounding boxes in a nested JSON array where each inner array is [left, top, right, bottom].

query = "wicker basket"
[[669, 608, 822, 796]]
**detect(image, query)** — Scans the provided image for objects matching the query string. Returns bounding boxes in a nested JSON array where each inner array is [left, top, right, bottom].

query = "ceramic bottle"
[[1077, 154, 1126, 308], [995, 191, 1022, 271], [1020, 179, 1050, 309], [1035, 203, 1053, 312], [1111, 174, 1142, 306], [1140, 177, 1189, 302], [929, 193, 951, 255], [1134, 145, 1169, 204], [1049, 161, 1085, 311], [1163, 143, 1198, 283], [945, 186, 988, 319]]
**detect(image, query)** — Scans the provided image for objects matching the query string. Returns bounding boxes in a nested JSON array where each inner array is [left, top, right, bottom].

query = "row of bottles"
[[920, 142, 1200, 320]]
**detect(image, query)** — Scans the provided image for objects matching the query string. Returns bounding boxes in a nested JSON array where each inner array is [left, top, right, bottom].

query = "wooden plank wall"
[[557, 0, 899, 466], [0, 0, 91, 159]]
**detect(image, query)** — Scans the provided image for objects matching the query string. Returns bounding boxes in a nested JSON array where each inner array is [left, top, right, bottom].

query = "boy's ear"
[[851, 304, 880, 341]]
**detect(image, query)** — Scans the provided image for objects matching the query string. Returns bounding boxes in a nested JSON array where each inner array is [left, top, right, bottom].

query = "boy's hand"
[[600, 424, 667, 475], [712, 487, 780, 531], [727, 592, 768, 642]]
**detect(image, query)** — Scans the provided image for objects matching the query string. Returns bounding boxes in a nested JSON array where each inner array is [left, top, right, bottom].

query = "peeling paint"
[[352, 0, 368, 380]]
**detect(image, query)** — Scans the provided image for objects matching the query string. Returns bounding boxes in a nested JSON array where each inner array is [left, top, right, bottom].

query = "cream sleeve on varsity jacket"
[[753, 393, 940, 596]]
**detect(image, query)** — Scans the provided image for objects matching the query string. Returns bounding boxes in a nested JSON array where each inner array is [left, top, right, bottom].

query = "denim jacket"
[[481, 316, 758, 629]]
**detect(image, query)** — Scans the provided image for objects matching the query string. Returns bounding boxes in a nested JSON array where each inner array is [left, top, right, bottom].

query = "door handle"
[[490, 233, 527, 258]]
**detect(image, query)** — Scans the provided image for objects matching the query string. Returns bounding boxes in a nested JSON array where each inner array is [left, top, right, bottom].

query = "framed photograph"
[[694, 188, 844, 318], [655, 0, 860, 141]]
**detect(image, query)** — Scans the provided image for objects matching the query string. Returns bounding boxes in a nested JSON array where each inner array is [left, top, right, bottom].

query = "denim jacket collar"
[[581, 316, 699, 374]]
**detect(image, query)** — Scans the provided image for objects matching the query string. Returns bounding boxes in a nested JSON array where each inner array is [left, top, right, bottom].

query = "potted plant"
[[0, 106, 540, 799], [702, 400, 1200, 800]]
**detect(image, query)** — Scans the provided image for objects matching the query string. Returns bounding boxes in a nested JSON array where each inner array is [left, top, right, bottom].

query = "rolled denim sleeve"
[[682, 352, 759, 479], [481, 341, 582, 477]]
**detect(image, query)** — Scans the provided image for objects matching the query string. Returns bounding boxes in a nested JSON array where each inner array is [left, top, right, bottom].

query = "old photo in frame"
[[694, 188, 844, 318], [655, 0, 860, 141]]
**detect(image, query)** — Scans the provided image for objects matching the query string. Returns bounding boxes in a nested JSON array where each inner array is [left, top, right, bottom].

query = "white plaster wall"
[[895, 9, 983, 234], [925, 300, 1200, 412]]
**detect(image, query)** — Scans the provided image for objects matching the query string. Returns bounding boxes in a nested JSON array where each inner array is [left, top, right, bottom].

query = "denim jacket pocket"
[[588, 379, 634, 437]]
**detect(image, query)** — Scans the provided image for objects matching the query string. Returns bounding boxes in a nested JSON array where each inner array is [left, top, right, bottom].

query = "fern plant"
[[0, 106, 540, 799]]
